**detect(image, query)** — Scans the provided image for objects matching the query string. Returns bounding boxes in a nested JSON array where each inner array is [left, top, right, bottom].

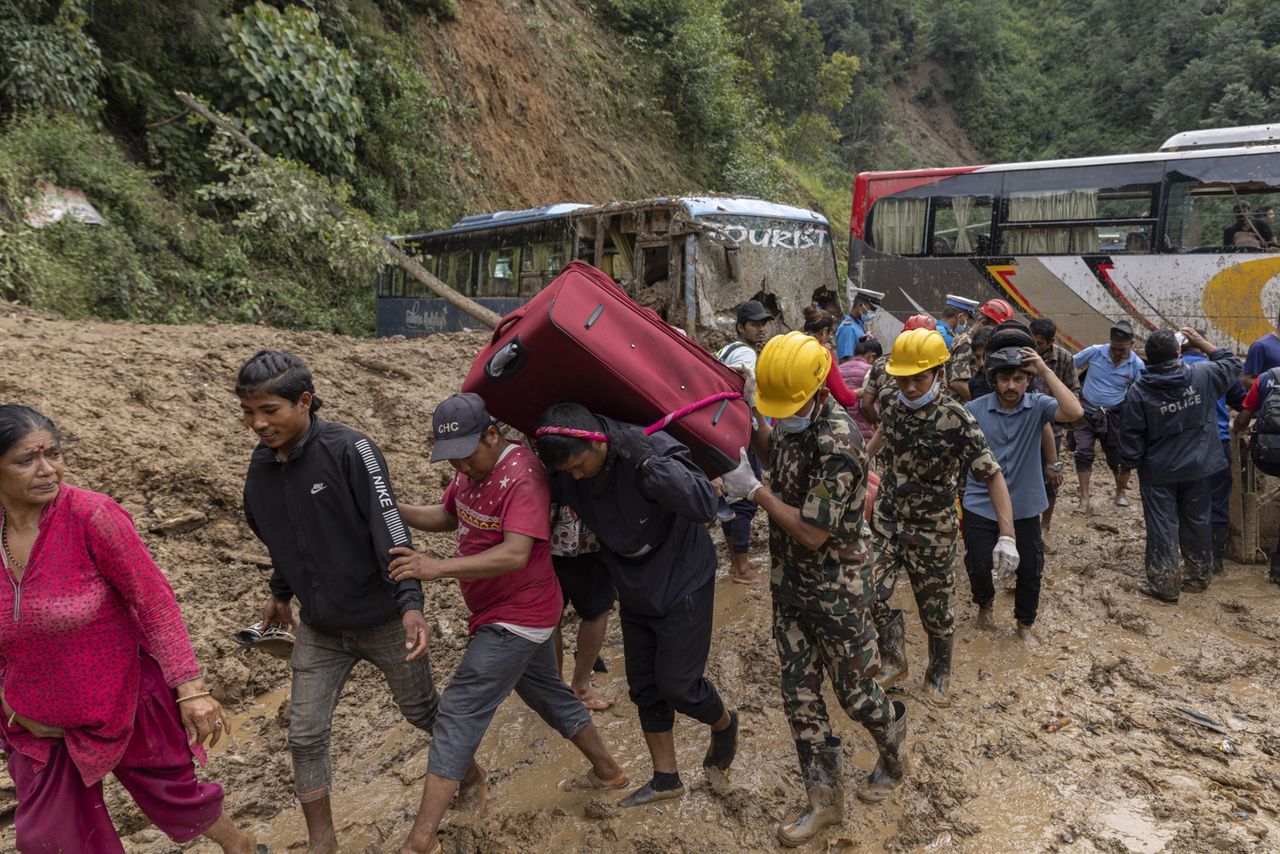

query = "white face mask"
[[899, 378, 941, 410], [778, 399, 816, 433]]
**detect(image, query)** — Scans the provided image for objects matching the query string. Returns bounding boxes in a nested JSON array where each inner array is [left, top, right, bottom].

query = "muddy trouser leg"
[[354, 617, 439, 735], [426, 626, 549, 781], [902, 541, 958, 639], [1010, 517, 1044, 625], [810, 605, 891, 733], [772, 596, 835, 746], [1176, 477, 1214, 590], [1138, 479, 1181, 600], [620, 580, 726, 733], [962, 514, 997, 610], [721, 498, 756, 555], [1209, 441, 1232, 572], [869, 533, 899, 631], [1072, 424, 1098, 474], [512, 637, 593, 739], [288, 623, 359, 801]]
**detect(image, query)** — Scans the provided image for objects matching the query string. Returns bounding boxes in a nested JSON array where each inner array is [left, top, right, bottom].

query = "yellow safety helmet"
[[885, 328, 950, 376], [755, 331, 831, 418]]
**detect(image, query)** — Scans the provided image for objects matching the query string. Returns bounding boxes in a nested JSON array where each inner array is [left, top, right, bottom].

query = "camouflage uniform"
[[949, 330, 975, 386], [768, 398, 891, 744], [871, 392, 1001, 638]]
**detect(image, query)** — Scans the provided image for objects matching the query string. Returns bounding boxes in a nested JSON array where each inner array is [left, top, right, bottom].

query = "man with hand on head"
[[962, 339, 1083, 640], [722, 332, 907, 848], [393, 393, 626, 854], [534, 403, 738, 808]]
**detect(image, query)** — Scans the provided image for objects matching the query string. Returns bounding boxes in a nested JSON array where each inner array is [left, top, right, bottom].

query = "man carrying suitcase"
[[534, 404, 739, 806], [721, 332, 907, 847]]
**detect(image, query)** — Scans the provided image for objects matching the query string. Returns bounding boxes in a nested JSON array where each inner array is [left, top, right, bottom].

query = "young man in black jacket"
[[1118, 330, 1241, 603], [534, 402, 739, 807], [237, 351, 435, 854]]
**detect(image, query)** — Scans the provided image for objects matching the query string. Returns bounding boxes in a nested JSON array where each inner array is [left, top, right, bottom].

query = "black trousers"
[[1139, 477, 1213, 598], [963, 513, 1044, 626], [720, 448, 762, 555], [618, 578, 726, 733]]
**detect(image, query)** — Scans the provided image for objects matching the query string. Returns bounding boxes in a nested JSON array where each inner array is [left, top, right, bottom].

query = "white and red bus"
[[847, 124, 1280, 351]]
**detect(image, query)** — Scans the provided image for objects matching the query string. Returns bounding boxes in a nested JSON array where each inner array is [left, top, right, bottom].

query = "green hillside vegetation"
[[0, 0, 1275, 335]]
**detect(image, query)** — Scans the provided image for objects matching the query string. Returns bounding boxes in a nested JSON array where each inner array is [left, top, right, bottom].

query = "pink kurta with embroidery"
[[0, 485, 201, 785]]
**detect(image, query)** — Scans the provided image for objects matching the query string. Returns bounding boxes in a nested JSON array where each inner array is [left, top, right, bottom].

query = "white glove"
[[732, 365, 757, 409], [992, 535, 1019, 577], [721, 448, 762, 501]]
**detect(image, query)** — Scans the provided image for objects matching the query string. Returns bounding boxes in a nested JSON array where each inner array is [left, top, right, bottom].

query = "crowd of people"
[[2, 295, 1278, 852]]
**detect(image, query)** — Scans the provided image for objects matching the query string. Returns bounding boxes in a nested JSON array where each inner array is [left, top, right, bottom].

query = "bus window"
[[869, 198, 927, 255], [518, 241, 566, 295], [929, 196, 993, 255], [1164, 157, 1280, 251], [477, 247, 517, 297], [440, 251, 472, 295]]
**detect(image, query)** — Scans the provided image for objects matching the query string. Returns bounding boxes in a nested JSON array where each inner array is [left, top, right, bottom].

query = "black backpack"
[[1251, 367, 1280, 476]]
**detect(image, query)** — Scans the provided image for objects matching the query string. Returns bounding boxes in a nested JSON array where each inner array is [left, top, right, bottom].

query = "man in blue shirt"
[[1072, 320, 1144, 511], [1182, 335, 1234, 574], [963, 342, 1084, 640], [834, 288, 883, 362], [1242, 308, 1280, 391]]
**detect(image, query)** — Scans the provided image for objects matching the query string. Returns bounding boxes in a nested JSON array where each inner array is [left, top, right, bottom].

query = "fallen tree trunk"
[[175, 90, 501, 329]]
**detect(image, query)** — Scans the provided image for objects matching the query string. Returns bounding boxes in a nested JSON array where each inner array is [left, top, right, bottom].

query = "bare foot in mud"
[[453, 764, 489, 814], [731, 567, 768, 585], [574, 683, 615, 710]]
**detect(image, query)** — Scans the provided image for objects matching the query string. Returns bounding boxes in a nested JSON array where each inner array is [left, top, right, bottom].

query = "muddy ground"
[[0, 306, 1277, 853]]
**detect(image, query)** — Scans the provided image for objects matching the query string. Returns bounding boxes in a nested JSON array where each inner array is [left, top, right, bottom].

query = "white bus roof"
[[1159, 124, 1280, 152], [679, 196, 828, 223]]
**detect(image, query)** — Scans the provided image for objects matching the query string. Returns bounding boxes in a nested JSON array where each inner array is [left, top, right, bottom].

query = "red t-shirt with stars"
[[442, 444, 562, 635]]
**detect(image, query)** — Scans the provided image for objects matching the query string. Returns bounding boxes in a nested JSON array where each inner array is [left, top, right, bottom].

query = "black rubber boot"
[[876, 609, 908, 688], [1211, 524, 1228, 575], [703, 709, 738, 771], [778, 738, 843, 847], [857, 700, 908, 804], [925, 635, 953, 702]]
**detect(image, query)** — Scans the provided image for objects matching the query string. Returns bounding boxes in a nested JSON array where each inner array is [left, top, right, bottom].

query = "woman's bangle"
[[7, 710, 16, 727], [176, 691, 212, 703]]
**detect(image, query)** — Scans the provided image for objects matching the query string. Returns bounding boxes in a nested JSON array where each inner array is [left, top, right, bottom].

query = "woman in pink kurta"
[[0, 405, 259, 853]]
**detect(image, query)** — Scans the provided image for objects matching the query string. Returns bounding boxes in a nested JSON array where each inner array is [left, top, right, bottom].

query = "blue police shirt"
[[1073, 344, 1144, 408], [835, 315, 865, 361], [936, 320, 955, 348], [963, 391, 1059, 521]]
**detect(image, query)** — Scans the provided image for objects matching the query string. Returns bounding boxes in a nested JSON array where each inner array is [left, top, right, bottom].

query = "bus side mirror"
[[725, 245, 741, 281]]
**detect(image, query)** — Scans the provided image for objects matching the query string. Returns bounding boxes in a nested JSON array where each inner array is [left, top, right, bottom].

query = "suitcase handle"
[[484, 337, 528, 381], [489, 305, 529, 344]]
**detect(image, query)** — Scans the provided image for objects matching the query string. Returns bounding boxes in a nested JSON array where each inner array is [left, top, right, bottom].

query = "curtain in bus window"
[[952, 196, 975, 253], [871, 198, 927, 255], [1006, 191, 1099, 253]]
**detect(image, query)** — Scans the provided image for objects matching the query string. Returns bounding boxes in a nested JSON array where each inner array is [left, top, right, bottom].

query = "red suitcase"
[[462, 261, 750, 475]]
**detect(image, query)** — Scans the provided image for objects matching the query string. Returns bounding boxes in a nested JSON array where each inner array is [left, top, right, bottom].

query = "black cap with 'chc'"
[[430, 392, 493, 462]]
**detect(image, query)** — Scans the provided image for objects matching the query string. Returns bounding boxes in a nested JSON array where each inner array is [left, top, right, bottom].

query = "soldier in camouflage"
[[947, 298, 1015, 402], [859, 316, 956, 428], [867, 328, 1016, 702], [722, 331, 907, 848]]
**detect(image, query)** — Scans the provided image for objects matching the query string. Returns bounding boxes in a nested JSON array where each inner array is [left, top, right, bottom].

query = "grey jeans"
[[427, 625, 591, 781], [289, 618, 438, 800]]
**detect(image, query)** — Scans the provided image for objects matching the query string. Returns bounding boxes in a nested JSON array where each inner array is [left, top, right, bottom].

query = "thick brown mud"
[[0, 309, 1276, 852]]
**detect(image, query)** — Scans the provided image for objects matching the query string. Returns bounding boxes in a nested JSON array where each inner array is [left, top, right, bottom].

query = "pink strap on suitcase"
[[537, 392, 743, 443]]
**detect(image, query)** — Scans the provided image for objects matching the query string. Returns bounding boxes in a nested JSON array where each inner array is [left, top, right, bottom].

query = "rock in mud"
[[151, 508, 207, 535]]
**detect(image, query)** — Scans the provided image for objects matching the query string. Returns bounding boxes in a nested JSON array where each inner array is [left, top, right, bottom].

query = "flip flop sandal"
[[618, 781, 685, 808], [232, 625, 296, 661], [558, 769, 629, 792]]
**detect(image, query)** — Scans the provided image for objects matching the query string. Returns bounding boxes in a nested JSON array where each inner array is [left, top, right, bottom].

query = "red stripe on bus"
[[984, 263, 1086, 351], [850, 166, 983, 240], [1091, 261, 1159, 332]]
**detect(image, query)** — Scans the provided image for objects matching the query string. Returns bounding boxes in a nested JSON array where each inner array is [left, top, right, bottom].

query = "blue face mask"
[[898, 378, 940, 410], [861, 310, 878, 323]]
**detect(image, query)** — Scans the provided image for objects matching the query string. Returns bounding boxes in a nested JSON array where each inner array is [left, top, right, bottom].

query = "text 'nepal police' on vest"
[[721, 331, 906, 848], [868, 327, 1017, 703]]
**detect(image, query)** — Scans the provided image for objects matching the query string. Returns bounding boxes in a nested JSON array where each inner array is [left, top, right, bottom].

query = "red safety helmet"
[[979, 298, 1015, 325], [902, 314, 937, 331]]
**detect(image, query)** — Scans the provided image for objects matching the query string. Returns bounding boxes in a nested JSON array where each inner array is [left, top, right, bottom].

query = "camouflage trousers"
[[870, 534, 958, 639], [773, 596, 891, 746]]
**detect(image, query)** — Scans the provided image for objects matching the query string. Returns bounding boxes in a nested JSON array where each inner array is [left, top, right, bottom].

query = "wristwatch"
[[1047, 461, 1063, 471]]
